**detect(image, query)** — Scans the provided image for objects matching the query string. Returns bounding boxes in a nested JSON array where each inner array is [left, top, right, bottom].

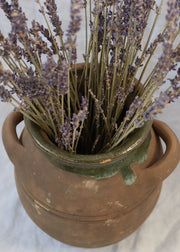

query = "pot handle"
[[145, 120, 180, 182], [2, 111, 25, 166]]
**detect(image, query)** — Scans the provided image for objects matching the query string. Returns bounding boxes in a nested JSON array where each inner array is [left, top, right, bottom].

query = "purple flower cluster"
[[0, 0, 179, 154], [0, 0, 42, 65], [117, 87, 125, 104], [12, 67, 45, 101], [60, 96, 88, 150], [125, 96, 143, 121], [92, 0, 103, 15], [30, 20, 57, 55], [60, 119, 72, 149], [66, 0, 83, 61], [72, 97, 89, 129], [44, 0, 63, 36], [143, 92, 170, 121], [167, 69, 180, 102], [0, 85, 11, 102], [145, 34, 164, 57], [131, 0, 155, 47], [30, 21, 53, 56], [151, 0, 179, 84], [0, 0, 28, 42], [41, 57, 68, 96]]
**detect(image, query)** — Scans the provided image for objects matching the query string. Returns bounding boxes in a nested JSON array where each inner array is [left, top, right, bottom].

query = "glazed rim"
[[24, 116, 152, 165]]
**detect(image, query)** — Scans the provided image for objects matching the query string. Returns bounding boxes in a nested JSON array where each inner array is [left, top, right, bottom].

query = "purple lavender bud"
[[143, 92, 170, 121], [44, 0, 63, 36], [0, 85, 11, 102], [81, 96, 88, 113], [92, 0, 102, 15], [134, 118, 144, 128], [72, 96, 89, 129], [78, 106, 89, 121], [67, 0, 83, 37], [57, 60, 69, 96], [129, 0, 155, 48], [125, 96, 143, 120], [117, 87, 125, 103], [30, 21, 53, 56], [42, 57, 68, 96], [72, 113, 79, 129], [145, 34, 164, 56], [61, 119, 72, 149], [167, 71, 180, 101], [66, 0, 83, 61], [0, 0, 11, 20]]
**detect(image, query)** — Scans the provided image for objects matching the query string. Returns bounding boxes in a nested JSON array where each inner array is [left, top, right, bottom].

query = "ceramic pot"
[[2, 111, 180, 248]]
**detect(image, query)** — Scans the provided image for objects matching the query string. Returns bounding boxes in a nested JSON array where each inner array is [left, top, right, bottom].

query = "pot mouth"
[[24, 116, 152, 165]]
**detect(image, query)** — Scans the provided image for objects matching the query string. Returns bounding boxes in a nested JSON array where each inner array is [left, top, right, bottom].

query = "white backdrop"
[[0, 1, 180, 252]]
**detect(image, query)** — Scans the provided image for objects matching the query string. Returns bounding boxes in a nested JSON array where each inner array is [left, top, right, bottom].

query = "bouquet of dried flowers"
[[0, 0, 179, 154]]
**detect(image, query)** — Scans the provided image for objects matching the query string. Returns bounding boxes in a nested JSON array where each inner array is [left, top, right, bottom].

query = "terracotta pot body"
[[2, 112, 180, 248]]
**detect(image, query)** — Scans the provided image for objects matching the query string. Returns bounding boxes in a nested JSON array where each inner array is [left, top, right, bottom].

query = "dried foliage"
[[0, 0, 179, 154]]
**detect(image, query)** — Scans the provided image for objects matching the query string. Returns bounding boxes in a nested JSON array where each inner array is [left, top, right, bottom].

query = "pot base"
[[15, 172, 162, 248]]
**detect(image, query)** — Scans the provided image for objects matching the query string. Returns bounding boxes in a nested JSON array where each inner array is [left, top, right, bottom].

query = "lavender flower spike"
[[0, 85, 11, 102], [143, 92, 170, 121], [66, 0, 83, 60], [60, 119, 72, 150], [151, 0, 179, 83], [44, 0, 63, 36], [41, 58, 68, 96]]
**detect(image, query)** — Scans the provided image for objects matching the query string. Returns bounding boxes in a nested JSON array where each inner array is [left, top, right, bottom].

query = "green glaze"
[[24, 117, 152, 185]]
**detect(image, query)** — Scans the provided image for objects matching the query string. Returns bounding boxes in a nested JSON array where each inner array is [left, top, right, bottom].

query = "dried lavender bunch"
[[0, 0, 179, 154]]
